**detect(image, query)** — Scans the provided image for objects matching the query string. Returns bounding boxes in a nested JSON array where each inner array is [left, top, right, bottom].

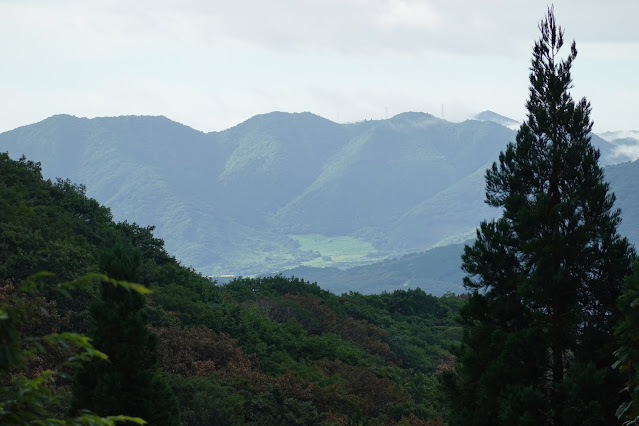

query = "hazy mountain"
[[598, 130, 639, 142], [291, 156, 639, 296], [595, 131, 639, 163], [271, 113, 515, 237], [603, 158, 639, 245], [282, 242, 468, 296], [0, 111, 633, 288], [472, 110, 620, 163], [0, 113, 329, 274], [284, 156, 639, 296], [473, 110, 520, 130], [387, 162, 494, 250]]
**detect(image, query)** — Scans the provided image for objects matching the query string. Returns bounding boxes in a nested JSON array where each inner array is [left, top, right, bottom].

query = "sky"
[[1, 0, 638, 134]]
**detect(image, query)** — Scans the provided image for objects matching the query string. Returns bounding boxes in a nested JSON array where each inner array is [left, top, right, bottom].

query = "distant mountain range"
[[1, 111, 636, 294], [283, 242, 468, 296], [597, 130, 639, 163], [599, 130, 639, 143]]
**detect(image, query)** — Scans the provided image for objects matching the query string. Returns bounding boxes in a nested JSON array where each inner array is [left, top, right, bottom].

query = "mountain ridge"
[[1, 111, 634, 293]]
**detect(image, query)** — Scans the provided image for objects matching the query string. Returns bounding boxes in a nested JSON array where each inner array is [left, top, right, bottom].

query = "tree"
[[447, 7, 634, 425], [615, 260, 639, 425], [70, 242, 179, 425], [0, 273, 145, 425]]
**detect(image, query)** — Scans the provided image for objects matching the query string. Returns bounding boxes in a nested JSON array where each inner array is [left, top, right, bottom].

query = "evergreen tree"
[[447, 8, 634, 425], [615, 260, 639, 424], [70, 242, 179, 425]]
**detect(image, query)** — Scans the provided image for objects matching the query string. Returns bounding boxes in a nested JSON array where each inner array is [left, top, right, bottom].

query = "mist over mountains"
[[1, 111, 637, 294], [472, 110, 520, 130]]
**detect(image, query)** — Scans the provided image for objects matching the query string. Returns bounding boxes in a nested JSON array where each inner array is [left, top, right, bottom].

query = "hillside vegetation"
[[0, 152, 463, 424]]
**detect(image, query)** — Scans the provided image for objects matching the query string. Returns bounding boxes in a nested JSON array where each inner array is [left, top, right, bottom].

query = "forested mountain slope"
[[0, 112, 515, 277], [604, 158, 639, 244], [0, 111, 627, 286]]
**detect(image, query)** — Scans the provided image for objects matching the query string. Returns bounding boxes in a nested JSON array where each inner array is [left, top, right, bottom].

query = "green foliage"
[[450, 8, 634, 425], [0, 273, 146, 425], [0, 155, 104, 285], [337, 289, 463, 374], [223, 275, 329, 303], [162, 374, 245, 426], [70, 244, 179, 425], [615, 261, 639, 425], [245, 387, 325, 426]]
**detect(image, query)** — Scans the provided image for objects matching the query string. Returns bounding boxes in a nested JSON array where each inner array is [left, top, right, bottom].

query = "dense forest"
[[3, 8, 639, 426]]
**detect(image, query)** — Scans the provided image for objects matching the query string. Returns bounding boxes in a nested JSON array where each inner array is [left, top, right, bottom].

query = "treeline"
[[0, 152, 462, 424]]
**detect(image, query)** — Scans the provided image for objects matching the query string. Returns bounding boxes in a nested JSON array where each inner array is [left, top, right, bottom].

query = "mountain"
[[473, 110, 520, 130], [0, 112, 632, 287], [598, 130, 639, 142], [603, 158, 639, 245], [595, 130, 639, 163], [271, 113, 515, 240], [387, 162, 493, 250], [0, 114, 332, 273], [296, 156, 639, 297], [472, 110, 622, 163], [282, 242, 468, 296]]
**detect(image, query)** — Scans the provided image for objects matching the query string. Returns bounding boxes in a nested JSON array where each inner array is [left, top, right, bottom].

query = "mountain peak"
[[473, 110, 520, 130], [36, 114, 190, 128], [391, 111, 438, 120], [387, 112, 440, 127], [227, 111, 337, 132], [37, 114, 86, 124]]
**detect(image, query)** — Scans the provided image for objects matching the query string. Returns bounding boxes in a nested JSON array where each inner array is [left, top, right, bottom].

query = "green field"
[[289, 233, 384, 268]]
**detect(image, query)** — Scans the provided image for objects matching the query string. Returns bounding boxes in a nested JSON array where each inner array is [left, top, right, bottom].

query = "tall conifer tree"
[[70, 241, 179, 425], [447, 8, 634, 425]]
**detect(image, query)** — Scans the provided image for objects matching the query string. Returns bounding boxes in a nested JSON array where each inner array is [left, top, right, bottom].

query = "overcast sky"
[[1, 0, 637, 134]]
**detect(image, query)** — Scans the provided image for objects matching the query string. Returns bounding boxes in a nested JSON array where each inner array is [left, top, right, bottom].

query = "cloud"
[[0, 1, 535, 57], [0, 0, 637, 133], [376, 0, 441, 30], [612, 144, 639, 163], [165, 0, 531, 55], [3, 1, 638, 57]]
